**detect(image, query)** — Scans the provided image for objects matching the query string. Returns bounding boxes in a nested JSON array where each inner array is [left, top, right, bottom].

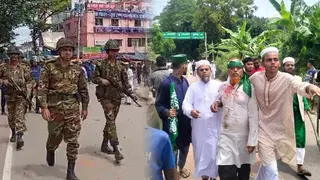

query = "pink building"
[[63, 0, 152, 58]]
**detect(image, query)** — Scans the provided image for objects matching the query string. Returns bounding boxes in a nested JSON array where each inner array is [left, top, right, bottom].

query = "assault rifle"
[[106, 78, 142, 107], [8, 77, 36, 111]]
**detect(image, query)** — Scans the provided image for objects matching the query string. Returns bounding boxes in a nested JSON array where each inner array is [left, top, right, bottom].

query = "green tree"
[[155, 0, 200, 59], [268, 0, 320, 69], [150, 24, 176, 57], [192, 0, 256, 55], [23, 0, 70, 53], [0, 0, 26, 45]]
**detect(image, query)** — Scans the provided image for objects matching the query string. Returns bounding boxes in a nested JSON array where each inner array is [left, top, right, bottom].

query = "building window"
[[95, 18, 103, 26], [66, 23, 71, 31], [134, 20, 142, 27], [116, 39, 123, 46], [128, 38, 145, 47], [111, 19, 119, 26]]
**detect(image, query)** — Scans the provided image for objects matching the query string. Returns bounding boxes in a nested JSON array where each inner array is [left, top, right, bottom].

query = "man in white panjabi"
[[124, 62, 134, 105], [213, 59, 259, 180], [249, 47, 320, 180], [182, 60, 222, 180]]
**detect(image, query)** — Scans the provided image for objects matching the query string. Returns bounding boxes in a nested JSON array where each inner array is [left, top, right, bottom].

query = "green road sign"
[[191, 32, 205, 39], [177, 32, 191, 39], [163, 32, 177, 39]]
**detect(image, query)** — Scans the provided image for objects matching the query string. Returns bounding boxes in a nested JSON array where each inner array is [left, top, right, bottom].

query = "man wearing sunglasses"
[[0, 46, 32, 150]]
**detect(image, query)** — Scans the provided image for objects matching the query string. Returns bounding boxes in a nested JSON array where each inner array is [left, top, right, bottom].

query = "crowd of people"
[[146, 48, 320, 180]]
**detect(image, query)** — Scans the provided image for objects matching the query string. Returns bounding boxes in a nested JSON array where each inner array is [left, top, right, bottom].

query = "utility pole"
[[76, 0, 83, 60], [205, 32, 208, 60]]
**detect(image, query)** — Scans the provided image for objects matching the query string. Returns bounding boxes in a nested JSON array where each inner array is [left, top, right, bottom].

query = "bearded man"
[[213, 59, 259, 180], [249, 47, 320, 180], [182, 60, 222, 180], [282, 57, 312, 177]]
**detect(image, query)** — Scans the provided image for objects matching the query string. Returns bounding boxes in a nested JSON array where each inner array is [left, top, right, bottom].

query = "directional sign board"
[[191, 32, 205, 39], [177, 32, 191, 39], [163, 32, 177, 39]]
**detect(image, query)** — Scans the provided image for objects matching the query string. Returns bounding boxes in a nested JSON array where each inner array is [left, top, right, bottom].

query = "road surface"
[[0, 83, 147, 180]]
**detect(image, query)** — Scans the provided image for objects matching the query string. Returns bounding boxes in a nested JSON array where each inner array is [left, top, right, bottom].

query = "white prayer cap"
[[283, 57, 295, 64], [260, 47, 279, 58], [196, 60, 211, 70]]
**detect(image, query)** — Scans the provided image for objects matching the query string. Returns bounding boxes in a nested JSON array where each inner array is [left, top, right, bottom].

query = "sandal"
[[179, 168, 190, 178], [297, 169, 312, 176]]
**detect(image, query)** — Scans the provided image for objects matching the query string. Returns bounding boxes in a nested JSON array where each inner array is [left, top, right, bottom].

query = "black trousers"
[[218, 164, 251, 180]]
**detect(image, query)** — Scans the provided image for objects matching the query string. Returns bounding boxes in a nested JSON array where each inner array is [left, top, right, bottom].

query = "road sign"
[[191, 32, 205, 39], [177, 32, 191, 39], [163, 32, 177, 39]]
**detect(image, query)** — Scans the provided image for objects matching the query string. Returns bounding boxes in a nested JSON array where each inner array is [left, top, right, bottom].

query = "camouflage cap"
[[171, 54, 188, 64], [7, 46, 21, 55], [56, 37, 75, 50], [104, 39, 120, 51]]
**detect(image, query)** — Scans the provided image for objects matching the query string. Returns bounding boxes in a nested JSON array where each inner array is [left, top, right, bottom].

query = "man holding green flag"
[[156, 54, 192, 178]]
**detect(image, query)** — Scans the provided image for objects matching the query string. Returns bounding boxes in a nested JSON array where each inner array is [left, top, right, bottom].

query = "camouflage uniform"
[[38, 38, 89, 180], [38, 58, 89, 161], [92, 39, 135, 161], [0, 46, 31, 150]]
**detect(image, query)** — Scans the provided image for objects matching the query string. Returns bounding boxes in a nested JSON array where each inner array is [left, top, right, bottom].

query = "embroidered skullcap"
[[196, 60, 211, 70], [260, 47, 279, 58], [283, 57, 295, 64]]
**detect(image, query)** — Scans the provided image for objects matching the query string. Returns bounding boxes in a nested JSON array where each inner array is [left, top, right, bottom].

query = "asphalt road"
[[0, 83, 147, 180]]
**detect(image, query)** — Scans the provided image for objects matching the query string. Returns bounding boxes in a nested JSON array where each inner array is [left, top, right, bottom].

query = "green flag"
[[169, 82, 179, 150]]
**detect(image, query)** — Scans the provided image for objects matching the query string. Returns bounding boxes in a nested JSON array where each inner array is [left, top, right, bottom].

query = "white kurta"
[[126, 68, 134, 103], [250, 71, 309, 166], [182, 80, 223, 178], [217, 82, 259, 168]]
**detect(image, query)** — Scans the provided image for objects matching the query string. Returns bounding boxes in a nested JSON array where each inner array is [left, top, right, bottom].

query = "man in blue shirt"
[[146, 127, 178, 180], [305, 58, 317, 113], [29, 60, 41, 113], [155, 54, 191, 178]]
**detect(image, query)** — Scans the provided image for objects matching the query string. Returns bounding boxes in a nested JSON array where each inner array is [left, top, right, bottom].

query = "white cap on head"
[[196, 60, 211, 70], [260, 47, 279, 58], [283, 57, 295, 64]]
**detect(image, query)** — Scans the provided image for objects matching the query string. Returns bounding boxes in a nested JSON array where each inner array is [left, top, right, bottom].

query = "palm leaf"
[[269, 0, 282, 12], [239, 21, 247, 39]]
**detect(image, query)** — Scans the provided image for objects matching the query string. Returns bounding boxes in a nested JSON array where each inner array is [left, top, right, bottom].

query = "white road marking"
[[2, 134, 13, 180]]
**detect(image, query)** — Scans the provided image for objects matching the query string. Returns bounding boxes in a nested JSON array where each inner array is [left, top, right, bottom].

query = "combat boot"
[[113, 146, 124, 161], [46, 150, 55, 166], [101, 139, 114, 154], [9, 128, 16, 142], [66, 161, 79, 180], [16, 133, 24, 150]]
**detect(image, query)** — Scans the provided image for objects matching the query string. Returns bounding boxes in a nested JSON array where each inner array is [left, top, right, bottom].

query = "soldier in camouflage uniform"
[[92, 39, 137, 162], [38, 37, 89, 180], [0, 46, 32, 150]]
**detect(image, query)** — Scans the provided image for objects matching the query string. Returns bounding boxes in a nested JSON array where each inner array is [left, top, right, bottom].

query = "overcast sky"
[[14, 0, 318, 45]]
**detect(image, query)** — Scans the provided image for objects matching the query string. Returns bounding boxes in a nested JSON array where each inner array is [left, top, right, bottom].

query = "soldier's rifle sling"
[[8, 78, 37, 111], [107, 78, 142, 107]]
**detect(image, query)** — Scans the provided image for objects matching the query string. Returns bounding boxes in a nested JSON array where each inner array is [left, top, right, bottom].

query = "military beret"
[[171, 54, 188, 64]]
